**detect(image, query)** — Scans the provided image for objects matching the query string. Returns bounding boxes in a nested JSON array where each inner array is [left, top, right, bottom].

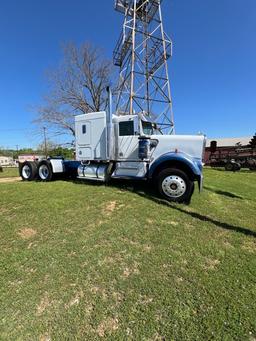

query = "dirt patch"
[[0, 177, 21, 183], [36, 293, 51, 315], [204, 258, 220, 270], [65, 290, 84, 309], [169, 221, 179, 226], [175, 276, 184, 284], [39, 335, 51, 341], [96, 317, 119, 338], [18, 228, 37, 240], [105, 201, 117, 214], [143, 244, 152, 252], [242, 240, 256, 254], [122, 262, 140, 278], [222, 240, 234, 249], [149, 332, 165, 341], [102, 201, 125, 216], [112, 291, 124, 305], [0, 207, 9, 214], [138, 295, 153, 305], [121, 237, 152, 253], [91, 286, 108, 301]]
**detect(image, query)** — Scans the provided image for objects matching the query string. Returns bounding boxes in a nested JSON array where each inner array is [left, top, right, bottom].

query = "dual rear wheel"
[[20, 161, 53, 182]]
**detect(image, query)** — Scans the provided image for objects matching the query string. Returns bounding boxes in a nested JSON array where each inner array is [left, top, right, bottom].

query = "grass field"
[[0, 169, 255, 340], [0, 167, 19, 178]]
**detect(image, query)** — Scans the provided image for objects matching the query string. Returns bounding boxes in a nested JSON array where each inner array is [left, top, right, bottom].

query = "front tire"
[[156, 168, 194, 203]]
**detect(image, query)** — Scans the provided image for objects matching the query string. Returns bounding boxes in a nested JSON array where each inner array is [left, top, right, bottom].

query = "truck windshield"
[[142, 121, 160, 135]]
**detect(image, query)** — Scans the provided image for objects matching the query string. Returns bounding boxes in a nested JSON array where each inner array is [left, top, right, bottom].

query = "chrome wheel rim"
[[39, 165, 49, 180], [162, 175, 187, 198], [22, 165, 31, 179]]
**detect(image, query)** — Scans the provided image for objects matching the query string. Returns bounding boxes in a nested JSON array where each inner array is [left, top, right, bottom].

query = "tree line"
[[0, 147, 74, 160]]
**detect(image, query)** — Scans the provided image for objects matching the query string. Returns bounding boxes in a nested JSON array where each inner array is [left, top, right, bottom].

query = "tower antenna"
[[114, 0, 175, 133]]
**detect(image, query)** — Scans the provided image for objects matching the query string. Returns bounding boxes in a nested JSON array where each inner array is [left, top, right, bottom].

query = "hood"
[[151, 134, 206, 161]]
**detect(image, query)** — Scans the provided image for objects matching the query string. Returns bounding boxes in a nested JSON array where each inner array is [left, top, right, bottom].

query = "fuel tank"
[[77, 163, 108, 181]]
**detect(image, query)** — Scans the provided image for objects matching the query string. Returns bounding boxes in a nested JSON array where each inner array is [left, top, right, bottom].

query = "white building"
[[0, 156, 13, 166], [18, 154, 44, 163]]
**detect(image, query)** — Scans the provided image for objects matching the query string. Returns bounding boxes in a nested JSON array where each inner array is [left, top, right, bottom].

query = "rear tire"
[[38, 161, 53, 182], [20, 161, 38, 181], [156, 168, 194, 203]]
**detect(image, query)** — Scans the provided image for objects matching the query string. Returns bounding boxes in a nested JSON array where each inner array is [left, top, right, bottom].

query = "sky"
[[0, 0, 255, 148]]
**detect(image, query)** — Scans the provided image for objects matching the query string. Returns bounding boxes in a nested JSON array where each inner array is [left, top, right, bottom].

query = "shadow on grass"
[[112, 180, 256, 238], [142, 194, 256, 238], [71, 179, 256, 238], [204, 186, 243, 199]]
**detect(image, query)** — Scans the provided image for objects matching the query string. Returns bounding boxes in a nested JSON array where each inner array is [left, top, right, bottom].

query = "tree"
[[37, 141, 57, 155], [35, 42, 113, 140], [49, 147, 74, 160], [249, 133, 256, 149], [37, 140, 74, 159]]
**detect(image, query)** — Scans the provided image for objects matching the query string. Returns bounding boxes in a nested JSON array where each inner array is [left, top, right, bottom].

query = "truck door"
[[117, 118, 139, 160], [112, 116, 148, 178]]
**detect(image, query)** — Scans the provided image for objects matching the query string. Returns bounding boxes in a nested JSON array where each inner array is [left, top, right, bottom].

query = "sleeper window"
[[82, 125, 86, 134]]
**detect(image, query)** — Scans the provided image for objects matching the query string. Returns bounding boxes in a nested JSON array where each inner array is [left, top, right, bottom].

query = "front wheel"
[[156, 168, 194, 203]]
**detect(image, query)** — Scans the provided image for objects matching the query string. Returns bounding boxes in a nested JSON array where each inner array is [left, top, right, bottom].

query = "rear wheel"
[[156, 168, 194, 203], [20, 161, 38, 181], [38, 161, 53, 182]]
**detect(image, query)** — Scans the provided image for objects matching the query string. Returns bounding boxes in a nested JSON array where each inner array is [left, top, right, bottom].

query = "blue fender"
[[149, 152, 203, 182]]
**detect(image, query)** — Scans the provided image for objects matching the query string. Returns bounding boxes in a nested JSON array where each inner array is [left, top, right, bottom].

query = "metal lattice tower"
[[114, 0, 175, 133]]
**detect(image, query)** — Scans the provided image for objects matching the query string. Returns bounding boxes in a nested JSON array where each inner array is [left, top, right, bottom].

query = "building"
[[18, 154, 44, 163], [0, 156, 14, 166], [205, 136, 253, 164]]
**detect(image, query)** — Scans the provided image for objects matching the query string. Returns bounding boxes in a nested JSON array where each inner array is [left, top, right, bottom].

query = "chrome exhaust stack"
[[106, 86, 113, 161]]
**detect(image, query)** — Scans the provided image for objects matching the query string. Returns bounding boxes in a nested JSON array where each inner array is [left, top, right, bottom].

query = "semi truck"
[[19, 91, 206, 204]]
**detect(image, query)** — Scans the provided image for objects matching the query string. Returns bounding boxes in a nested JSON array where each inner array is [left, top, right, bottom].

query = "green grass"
[[0, 169, 255, 340], [0, 167, 19, 178]]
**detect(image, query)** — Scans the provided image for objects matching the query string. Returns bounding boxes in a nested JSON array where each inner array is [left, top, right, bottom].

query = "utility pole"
[[15, 145, 19, 162], [43, 127, 47, 158]]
